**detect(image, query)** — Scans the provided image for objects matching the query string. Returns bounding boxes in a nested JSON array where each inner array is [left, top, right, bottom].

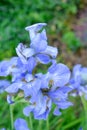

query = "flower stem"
[[81, 96, 87, 129], [46, 117, 49, 130], [10, 104, 14, 130], [29, 114, 33, 130], [39, 120, 42, 130]]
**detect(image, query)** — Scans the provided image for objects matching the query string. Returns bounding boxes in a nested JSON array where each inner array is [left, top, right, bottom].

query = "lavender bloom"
[[70, 64, 87, 98], [16, 23, 58, 64], [14, 118, 30, 130]]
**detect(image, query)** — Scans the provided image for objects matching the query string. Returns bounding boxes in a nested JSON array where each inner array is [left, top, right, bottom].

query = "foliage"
[[62, 31, 81, 51], [0, 0, 81, 60]]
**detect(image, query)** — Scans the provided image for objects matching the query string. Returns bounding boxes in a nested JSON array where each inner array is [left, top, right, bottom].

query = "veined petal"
[[34, 94, 51, 120], [16, 43, 27, 64], [48, 90, 67, 100], [34, 109, 49, 120], [22, 48, 35, 58], [42, 45, 58, 58], [22, 79, 41, 97], [5, 82, 23, 94], [27, 57, 37, 73], [48, 63, 71, 87], [30, 33, 47, 52]]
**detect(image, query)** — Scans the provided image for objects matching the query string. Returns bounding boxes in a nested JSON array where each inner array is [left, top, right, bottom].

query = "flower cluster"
[[0, 23, 73, 121], [0, 23, 87, 130]]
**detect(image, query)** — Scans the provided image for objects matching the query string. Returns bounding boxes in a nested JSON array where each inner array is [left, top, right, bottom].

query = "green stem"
[[81, 96, 87, 128], [10, 104, 14, 130], [39, 120, 42, 130], [46, 117, 49, 130], [29, 114, 33, 130]]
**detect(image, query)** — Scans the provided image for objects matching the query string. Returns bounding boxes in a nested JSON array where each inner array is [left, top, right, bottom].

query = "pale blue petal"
[[5, 82, 23, 94], [73, 64, 81, 81], [53, 107, 61, 116], [42, 45, 58, 58], [36, 54, 51, 64], [30, 34, 47, 52], [0, 80, 10, 93], [57, 101, 73, 109], [22, 79, 41, 97], [48, 63, 71, 87], [25, 23, 47, 41], [27, 57, 37, 73], [22, 48, 35, 58], [23, 106, 34, 116], [25, 74, 33, 82], [81, 67, 87, 83]]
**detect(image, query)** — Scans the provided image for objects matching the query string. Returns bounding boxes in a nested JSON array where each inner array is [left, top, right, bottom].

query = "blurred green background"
[[0, 0, 87, 130]]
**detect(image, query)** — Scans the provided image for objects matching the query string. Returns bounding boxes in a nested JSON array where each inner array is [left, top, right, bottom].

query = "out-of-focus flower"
[[14, 118, 30, 130], [70, 64, 87, 98], [79, 127, 83, 130]]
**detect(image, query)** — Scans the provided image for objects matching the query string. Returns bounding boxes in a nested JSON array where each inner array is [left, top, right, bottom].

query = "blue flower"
[[16, 23, 58, 64], [70, 64, 87, 98], [0, 23, 73, 120], [14, 118, 30, 130]]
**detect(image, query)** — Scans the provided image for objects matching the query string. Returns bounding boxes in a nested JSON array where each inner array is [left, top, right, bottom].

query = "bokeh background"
[[0, 0, 87, 130]]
